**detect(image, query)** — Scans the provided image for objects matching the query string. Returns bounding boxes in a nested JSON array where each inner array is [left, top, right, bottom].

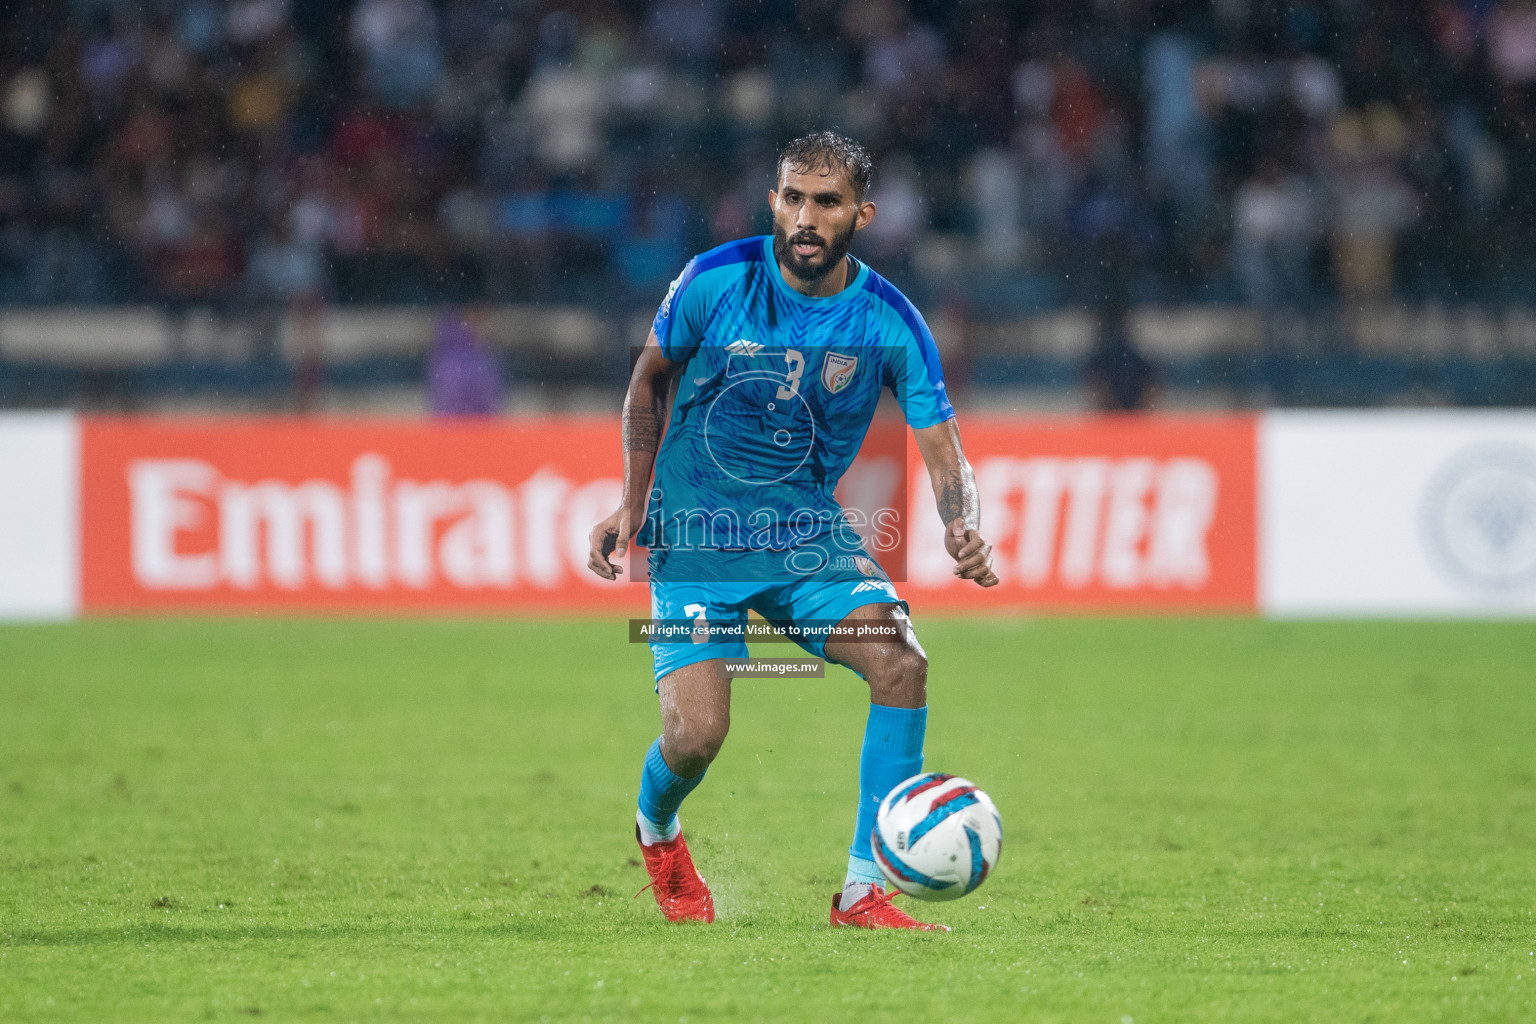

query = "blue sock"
[[847, 704, 927, 887], [636, 737, 705, 843]]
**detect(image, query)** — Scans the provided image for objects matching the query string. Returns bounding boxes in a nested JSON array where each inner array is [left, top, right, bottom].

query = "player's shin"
[[845, 703, 927, 899], [636, 737, 706, 845]]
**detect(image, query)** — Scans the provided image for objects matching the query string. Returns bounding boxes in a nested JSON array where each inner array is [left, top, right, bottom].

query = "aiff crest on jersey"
[[822, 352, 859, 394]]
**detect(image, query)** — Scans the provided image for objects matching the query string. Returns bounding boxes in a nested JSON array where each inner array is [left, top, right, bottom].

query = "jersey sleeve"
[[652, 239, 765, 363], [651, 258, 712, 362], [876, 288, 955, 429]]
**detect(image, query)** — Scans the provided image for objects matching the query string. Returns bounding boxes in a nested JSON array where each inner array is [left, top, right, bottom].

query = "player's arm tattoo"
[[935, 466, 981, 532], [622, 339, 674, 454], [621, 400, 662, 452], [914, 420, 983, 532]]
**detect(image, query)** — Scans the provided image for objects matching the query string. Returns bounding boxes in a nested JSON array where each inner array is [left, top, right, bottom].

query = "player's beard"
[[773, 219, 857, 284]]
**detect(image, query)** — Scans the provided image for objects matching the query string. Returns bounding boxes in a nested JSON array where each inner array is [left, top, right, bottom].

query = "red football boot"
[[635, 825, 715, 923], [830, 886, 951, 931]]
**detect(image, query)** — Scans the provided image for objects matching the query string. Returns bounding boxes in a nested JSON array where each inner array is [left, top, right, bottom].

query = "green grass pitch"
[[2, 617, 1533, 1022]]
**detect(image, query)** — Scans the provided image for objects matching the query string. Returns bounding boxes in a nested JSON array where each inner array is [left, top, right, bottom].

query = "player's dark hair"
[[777, 132, 873, 202]]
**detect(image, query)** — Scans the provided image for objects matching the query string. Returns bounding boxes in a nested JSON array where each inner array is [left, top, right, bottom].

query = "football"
[[872, 773, 1002, 901]]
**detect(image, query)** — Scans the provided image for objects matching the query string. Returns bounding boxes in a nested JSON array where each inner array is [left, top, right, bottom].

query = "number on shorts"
[[683, 602, 710, 644]]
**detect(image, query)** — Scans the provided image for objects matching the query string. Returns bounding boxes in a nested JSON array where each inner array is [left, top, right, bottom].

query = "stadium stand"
[[3, 0, 1536, 408]]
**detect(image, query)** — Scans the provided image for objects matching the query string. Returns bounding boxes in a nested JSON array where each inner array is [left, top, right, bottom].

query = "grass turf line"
[[1, 618, 1533, 1022]]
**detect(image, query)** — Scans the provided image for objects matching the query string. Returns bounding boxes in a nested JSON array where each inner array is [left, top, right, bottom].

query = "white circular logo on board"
[[1420, 443, 1536, 594]]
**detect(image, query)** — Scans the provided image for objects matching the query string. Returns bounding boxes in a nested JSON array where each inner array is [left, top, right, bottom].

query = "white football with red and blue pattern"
[[873, 773, 1002, 901]]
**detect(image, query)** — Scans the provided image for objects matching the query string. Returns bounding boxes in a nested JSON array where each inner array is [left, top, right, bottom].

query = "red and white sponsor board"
[[12, 409, 1532, 619], [902, 417, 1256, 611], [59, 414, 1254, 614], [1260, 411, 1536, 615], [0, 413, 78, 619], [80, 418, 633, 613]]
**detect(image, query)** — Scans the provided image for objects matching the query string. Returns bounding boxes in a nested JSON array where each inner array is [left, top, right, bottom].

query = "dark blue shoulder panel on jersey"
[[861, 271, 946, 389], [673, 235, 765, 300]]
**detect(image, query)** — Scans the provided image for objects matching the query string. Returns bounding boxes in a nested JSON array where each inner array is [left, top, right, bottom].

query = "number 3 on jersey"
[[777, 349, 804, 400]]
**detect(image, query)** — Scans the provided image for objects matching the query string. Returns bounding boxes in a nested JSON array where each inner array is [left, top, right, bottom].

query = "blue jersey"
[[637, 235, 953, 553]]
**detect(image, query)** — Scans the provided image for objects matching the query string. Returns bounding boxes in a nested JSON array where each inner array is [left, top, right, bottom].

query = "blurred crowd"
[[3, 0, 1536, 315]]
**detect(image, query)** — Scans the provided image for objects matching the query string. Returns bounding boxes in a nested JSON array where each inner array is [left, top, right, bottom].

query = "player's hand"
[[588, 505, 637, 580], [944, 518, 999, 588]]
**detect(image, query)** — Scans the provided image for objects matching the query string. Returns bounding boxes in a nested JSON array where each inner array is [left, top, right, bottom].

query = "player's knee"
[[663, 714, 729, 776], [868, 644, 927, 707]]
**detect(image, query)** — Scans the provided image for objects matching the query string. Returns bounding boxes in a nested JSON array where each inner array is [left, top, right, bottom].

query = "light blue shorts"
[[646, 541, 906, 686]]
